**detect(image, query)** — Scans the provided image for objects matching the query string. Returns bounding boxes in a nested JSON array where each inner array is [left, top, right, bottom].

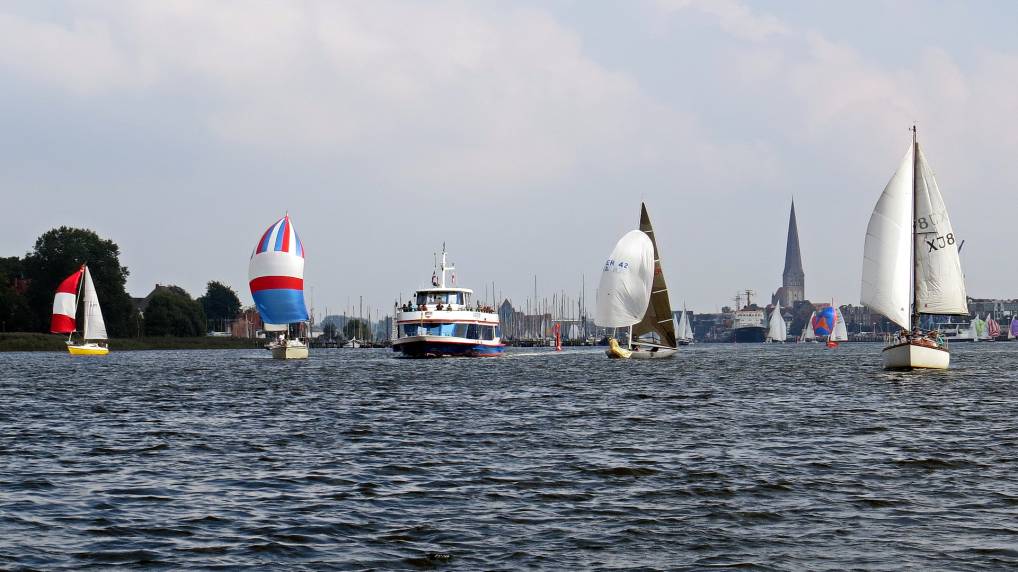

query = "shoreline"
[[0, 333, 264, 352]]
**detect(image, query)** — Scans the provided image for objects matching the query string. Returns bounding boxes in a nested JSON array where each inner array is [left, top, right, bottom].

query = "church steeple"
[[777, 200, 805, 307]]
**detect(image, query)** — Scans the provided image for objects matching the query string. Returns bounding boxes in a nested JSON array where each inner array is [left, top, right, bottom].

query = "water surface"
[[2, 343, 1018, 570]]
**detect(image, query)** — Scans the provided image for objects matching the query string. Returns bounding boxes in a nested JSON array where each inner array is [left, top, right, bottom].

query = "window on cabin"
[[466, 324, 479, 339], [453, 324, 469, 338], [480, 325, 495, 340]]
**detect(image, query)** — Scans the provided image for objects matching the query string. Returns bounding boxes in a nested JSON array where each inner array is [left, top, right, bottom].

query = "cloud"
[[655, 0, 787, 41]]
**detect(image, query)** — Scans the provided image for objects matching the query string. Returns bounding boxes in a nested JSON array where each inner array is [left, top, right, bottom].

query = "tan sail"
[[632, 203, 677, 348]]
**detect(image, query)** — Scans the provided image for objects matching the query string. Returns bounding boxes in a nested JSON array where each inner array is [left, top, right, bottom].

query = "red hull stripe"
[[249, 276, 304, 292], [51, 314, 76, 334]]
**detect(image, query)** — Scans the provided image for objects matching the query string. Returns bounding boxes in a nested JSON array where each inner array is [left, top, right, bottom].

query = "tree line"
[[0, 227, 241, 337]]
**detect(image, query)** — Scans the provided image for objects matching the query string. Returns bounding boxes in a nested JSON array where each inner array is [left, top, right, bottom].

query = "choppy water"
[[2, 343, 1018, 570]]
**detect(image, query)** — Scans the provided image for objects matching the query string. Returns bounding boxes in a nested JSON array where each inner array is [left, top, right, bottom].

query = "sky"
[[2, 0, 1016, 318]]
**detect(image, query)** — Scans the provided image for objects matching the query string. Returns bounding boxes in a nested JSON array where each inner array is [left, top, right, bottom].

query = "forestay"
[[861, 144, 913, 330], [594, 230, 655, 328], [914, 144, 967, 315], [80, 267, 107, 340]]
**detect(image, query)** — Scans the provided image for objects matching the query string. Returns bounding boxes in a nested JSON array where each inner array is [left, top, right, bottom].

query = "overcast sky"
[[2, 1, 1016, 317]]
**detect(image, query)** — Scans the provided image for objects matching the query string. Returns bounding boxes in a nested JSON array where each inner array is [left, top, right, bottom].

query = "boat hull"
[[882, 341, 949, 370], [732, 327, 766, 343], [628, 347, 677, 359], [67, 343, 109, 356], [271, 344, 309, 360], [393, 337, 505, 358]]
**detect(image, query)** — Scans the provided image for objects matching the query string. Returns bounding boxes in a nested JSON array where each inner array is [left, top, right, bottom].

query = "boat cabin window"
[[415, 292, 465, 305], [399, 321, 499, 339]]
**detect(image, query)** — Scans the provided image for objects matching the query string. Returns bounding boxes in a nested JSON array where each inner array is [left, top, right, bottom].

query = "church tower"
[[774, 200, 805, 307]]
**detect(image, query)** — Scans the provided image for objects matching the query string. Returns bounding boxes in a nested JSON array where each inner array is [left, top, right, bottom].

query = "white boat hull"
[[628, 347, 677, 359], [882, 341, 949, 370], [271, 343, 309, 360]]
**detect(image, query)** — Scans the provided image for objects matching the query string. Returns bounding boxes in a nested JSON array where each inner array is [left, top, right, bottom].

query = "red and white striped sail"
[[51, 267, 84, 333]]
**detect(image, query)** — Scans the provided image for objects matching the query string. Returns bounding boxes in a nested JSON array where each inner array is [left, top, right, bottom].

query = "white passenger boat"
[[392, 246, 505, 358]]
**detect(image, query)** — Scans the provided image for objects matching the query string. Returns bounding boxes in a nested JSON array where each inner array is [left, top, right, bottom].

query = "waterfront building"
[[772, 200, 805, 308]]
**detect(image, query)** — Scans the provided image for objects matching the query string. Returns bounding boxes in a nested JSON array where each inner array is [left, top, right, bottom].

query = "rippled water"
[[2, 343, 1018, 570]]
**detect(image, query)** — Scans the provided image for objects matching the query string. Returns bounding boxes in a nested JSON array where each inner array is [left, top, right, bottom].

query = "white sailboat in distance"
[[766, 302, 787, 342], [861, 126, 967, 369]]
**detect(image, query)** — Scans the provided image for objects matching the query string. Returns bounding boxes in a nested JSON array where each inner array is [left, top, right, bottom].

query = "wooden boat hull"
[[271, 344, 309, 360], [882, 341, 949, 370], [67, 344, 109, 356]]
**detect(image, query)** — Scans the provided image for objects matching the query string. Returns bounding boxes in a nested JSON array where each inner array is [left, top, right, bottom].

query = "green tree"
[[0, 257, 33, 332], [344, 318, 368, 340], [23, 227, 137, 336], [197, 281, 241, 327], [143, 286, 206, 337]]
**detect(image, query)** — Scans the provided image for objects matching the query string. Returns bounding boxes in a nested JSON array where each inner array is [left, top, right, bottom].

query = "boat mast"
[[911, 124, 919, 334], [71, 263, 86, 343], [78, 264, 88, 342]]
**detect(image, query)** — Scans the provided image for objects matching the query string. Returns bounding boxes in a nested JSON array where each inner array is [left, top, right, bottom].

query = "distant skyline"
[[2, 1, 1017, 316]]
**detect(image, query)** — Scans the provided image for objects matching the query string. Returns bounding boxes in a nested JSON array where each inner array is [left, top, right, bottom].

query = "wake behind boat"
[[861, 126, 967, 369], [595, 203, 678, 359], [391, 245, 505, 358]]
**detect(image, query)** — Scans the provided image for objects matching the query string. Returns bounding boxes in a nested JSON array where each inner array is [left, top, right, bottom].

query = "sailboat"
[[51, 265, 109, 355], [800, 311, 817, 342], [249, 214, 310, 360], [595, 203, 678, 359], [861, 126, 968, 369], [676, 305, 694, 345], [1010, 316, 1018, 340], [766, 302, 787, 342], [987, 313, 1002, 341], [828, 305, 848, 348], [970, 314, 987, 341]]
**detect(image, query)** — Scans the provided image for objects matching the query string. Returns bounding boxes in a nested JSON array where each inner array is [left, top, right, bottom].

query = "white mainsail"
[[594, 230, 655, 328], [831, 307, 848, 342], [861, 144, 914, 330], [767, 303, 786, 342], [801, 311, 816, 341], [914, 145, 968, 315], [80, 267, 107, 341], [677, 308, 693, 341]]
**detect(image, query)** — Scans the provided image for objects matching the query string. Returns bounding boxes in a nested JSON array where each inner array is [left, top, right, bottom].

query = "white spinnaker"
[[594, 230, 655, 328], [831, 308, 848, 342], [767, 304, 786, 341], [80, 267, 107, 340], [802, 311, 816, 341], [862, 144, 914, 330], [914, 144, 968, 315]]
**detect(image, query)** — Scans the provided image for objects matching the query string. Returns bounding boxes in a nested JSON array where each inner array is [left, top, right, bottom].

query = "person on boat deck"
[[436, 302, 444, 310]]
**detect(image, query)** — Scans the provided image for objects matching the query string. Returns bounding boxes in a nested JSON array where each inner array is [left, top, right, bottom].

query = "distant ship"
[[731, 290, 766, 343]]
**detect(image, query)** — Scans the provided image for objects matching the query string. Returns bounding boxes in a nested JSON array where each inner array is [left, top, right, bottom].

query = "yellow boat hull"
[[67, 344, 110, 356]]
